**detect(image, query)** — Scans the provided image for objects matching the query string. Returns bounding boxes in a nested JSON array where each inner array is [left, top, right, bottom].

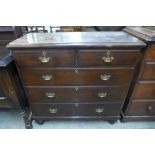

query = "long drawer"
[[12, 49, 75, 67], [140, 61, 155, 81], [78, 50, 141, 67], [20, 68, 134, 86], [25, 86, 128, 103], [133, 83, 155, 100], [127, 101, 155, 116], [31, 103, 121, 117]]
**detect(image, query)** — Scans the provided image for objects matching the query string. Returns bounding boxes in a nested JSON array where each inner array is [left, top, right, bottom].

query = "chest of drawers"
[[0, 54, 27, 111], [0, 56, 16, 108], [123, 26, 155, 121], [0, 26, 25, 109], [7, 32, 145, 128]]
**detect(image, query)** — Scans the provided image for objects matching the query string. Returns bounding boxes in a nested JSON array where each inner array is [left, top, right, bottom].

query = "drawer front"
[[0, 71, 17, 106], [127, 101, 155, 116], [12, 50, 75, 67], [20, 68, 134, 86], [78, 50, 141, 67], [145, 45, 155, 60], [140, 62, 155, 80], [26, 86, 128, 103], [0, 97, 12, 108], [133, 83, 155, 100], [31, 103, 121, 117]]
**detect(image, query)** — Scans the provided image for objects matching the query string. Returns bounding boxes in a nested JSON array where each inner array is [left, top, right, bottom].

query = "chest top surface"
[[7, 32, 145, 49], [124, 26, 155, 42]]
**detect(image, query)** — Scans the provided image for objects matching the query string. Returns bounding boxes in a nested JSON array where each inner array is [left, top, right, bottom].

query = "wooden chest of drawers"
[[0, 26, 25, 109], [123, 26, 155, 121], [7, 32, 145, 128], [0, 66, 15, 108], [0, 55, 27, 111]]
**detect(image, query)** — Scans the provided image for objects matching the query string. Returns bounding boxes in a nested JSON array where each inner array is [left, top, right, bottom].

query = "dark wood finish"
[[0, 98, 12, 108], [0, 26, 23, 59], [7, 32, 145, 128], [145, 45, 155, 60], [78, 50, 141, 67], [123, 26, 155, 121], [0, 27, 33, 128], [25, 86, 128, 103], [7, 32, 145, 49], [132, 83, 155, 100], [122, 116, 155, 121], [0, 26, 24, 109], [20, 68, 134, 86], [124, 27, 155, 42], [140, 61, 155, 80], [127, 101, 155, 116], [12, 49, 75, 67], [0, 72, 12, 108], [31, 103, 121, 118], [0, 70, 17, 108], [0, 57, 27, 110]]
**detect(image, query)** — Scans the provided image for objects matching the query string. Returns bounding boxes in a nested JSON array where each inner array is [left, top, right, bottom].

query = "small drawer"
[[78, 50, 141, 67], [12, 49, 75, 67], [133, 83, 155, 100], [140, 61, 155, 81], [127, 101, 155, 116], [20, 68, 134, 86], [25, 86, 128, 103], [31, 103, 121, 117]]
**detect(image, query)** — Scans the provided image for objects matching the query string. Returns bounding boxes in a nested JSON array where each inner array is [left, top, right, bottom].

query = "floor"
[[0, 109, 155, 129]]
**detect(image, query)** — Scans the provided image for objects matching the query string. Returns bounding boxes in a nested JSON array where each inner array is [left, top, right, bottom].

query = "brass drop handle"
[[102, 51, 114, 63], [42, 75, 53, 80], [147, 105, 153, 111], [39, 56, 50, 63], [98, 92, 107, 98], [49, 108, 58, 114], [38, 51, 51, 63], [95, 108, 104, 113], [8, 87, 15, 94], [74, 87, 79, 91], [100, 74, 111, 81], [0, 97, 7, 100], [46, 92, 55, 98]]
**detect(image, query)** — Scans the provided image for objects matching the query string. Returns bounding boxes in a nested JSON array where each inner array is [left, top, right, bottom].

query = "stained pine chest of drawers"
[[7, 32, 145, 128]]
